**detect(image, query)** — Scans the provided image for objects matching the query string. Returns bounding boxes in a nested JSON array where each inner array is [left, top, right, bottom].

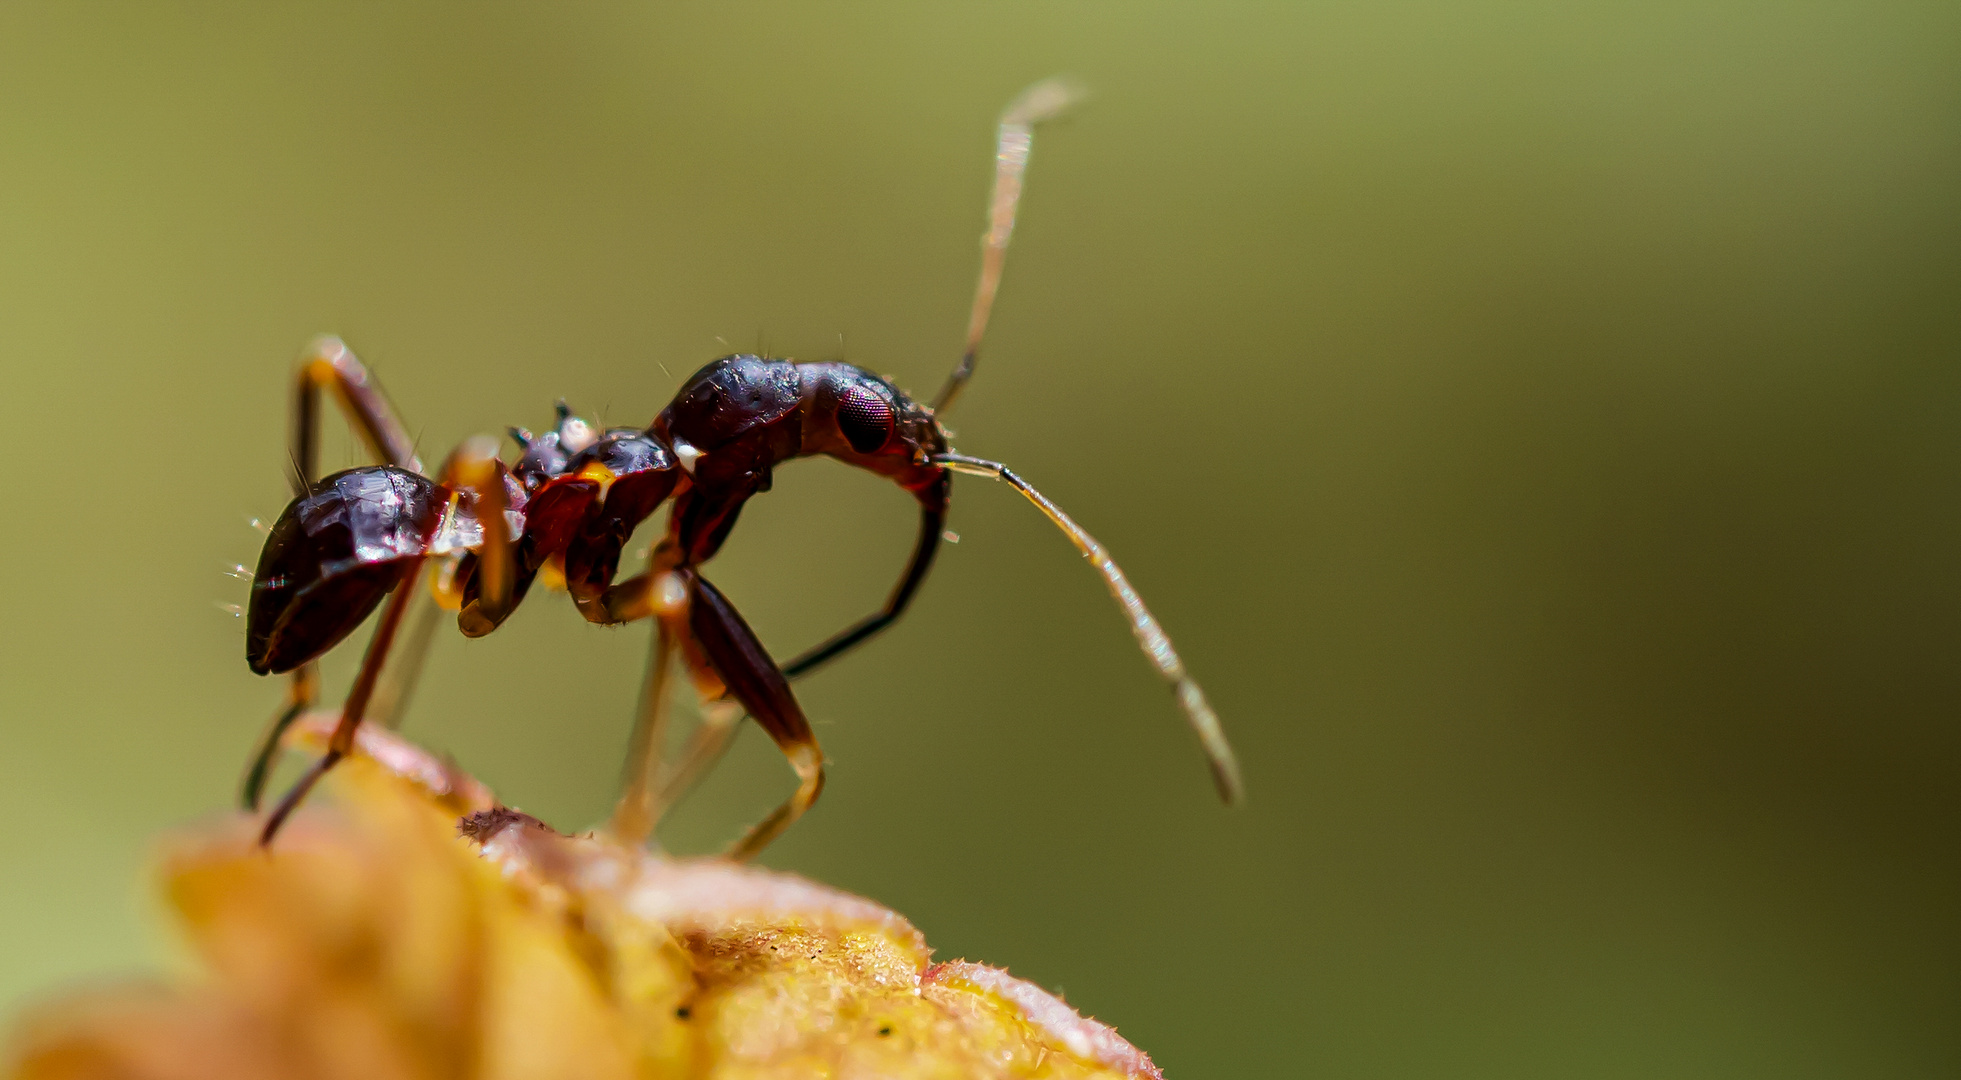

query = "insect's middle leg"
[[444, 436, 518, 631], [605, 586, 682, 847]]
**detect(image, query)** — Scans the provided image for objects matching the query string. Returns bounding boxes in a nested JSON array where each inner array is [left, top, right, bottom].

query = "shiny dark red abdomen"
[[246, 466, 445, 675]]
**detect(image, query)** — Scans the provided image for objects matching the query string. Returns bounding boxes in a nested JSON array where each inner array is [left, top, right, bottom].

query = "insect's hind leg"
[[258, 555, 427, 845], [241, 663, 318, 810], [290, 335, 422, 489], [254, 437, 510, 845], [247, 338, 425, 808]]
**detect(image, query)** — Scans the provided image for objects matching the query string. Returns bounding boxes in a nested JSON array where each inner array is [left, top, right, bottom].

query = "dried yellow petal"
[[6, 724, 1161, 1080]]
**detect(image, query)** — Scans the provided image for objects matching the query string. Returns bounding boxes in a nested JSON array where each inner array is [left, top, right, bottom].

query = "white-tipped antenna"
[[931, 78, 1085, 416], [934, 453, 1244, 804]]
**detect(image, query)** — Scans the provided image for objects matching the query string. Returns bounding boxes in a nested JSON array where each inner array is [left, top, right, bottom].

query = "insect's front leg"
[[679, 568, 826, 861], [781, 484, 948, 680], [599, 566, 817, 859]]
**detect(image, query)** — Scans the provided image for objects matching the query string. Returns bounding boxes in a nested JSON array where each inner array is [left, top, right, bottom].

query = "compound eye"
[[837, 384, 896, 453]]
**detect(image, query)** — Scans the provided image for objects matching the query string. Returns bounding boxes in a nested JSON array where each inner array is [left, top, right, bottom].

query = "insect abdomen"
[[246, 466, 444, 675]]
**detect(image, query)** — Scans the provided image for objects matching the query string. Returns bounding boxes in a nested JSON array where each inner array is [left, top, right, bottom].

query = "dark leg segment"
[[782, 502, 944, 679], [594, 495, 940, 833], [259, 556, 426, 846], [241, 662, 318, 810], [682, 569, 825, 861], [366, 562, 441, 730]]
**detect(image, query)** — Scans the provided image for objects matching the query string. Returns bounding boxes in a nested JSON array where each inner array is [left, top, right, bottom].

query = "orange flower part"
[[6, 722, 1162, 1080]]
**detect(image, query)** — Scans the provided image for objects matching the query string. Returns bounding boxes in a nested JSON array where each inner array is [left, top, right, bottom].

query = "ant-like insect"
[[243, 81, 1242, 857]]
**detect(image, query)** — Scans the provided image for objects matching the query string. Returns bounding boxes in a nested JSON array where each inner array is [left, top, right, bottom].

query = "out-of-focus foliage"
[[5, 726, 1159, 1080]]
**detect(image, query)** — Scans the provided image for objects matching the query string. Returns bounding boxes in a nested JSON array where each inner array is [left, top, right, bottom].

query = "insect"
[[242, 80, 1243, 856]]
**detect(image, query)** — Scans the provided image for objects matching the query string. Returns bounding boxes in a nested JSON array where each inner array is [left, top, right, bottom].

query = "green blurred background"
[[1, 3, 1956, 1076]]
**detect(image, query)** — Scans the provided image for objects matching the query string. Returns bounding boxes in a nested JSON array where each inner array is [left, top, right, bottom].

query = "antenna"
[[930, 78, 1084, 415], [934, 453, 1244, 804]]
